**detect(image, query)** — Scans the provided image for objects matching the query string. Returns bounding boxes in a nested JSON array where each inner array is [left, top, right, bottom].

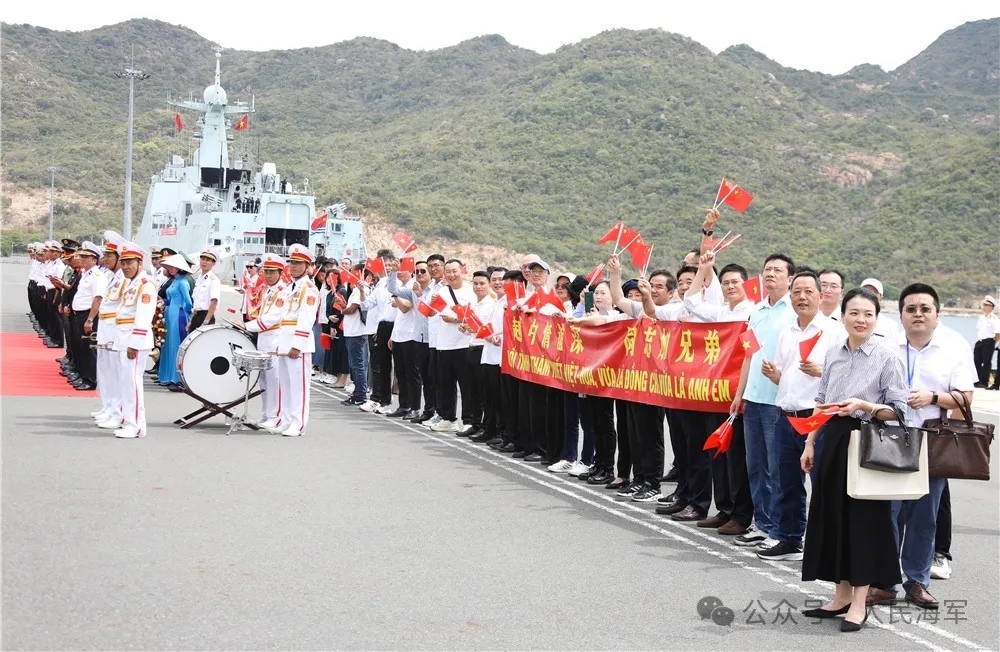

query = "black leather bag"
[[922, 390, 995, 481], [858, 405, 924, 473]]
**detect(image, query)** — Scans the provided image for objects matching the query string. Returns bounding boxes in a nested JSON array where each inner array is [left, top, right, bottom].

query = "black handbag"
[[858, 405, 924, 473]]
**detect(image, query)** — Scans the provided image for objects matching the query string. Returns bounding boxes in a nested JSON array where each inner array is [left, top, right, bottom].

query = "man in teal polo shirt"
[[729, 253, 796, 549]]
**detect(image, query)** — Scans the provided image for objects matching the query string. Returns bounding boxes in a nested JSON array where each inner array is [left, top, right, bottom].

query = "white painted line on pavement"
[[310, 382, 987, 652]]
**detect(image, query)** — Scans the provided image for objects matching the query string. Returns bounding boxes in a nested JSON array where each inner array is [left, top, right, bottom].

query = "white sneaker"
[[267, 422, 289, 435], [431, 419, 459, 433], [733, 524, 768, 547], [547, 460, 575, 473], [344, 383, 355, 394], [113, 427, 143, 439], [930, 553, 952, 580], [320, 375, 334, 385], [97, 418, 123, 429], [90, 409, 107, 418], [567, 461, 591, 476], [423, 414, 443, 429], [282, 429, 303, 437], [757, 537, 779, 550], [359, 400, 380, 413], [259, 418, 279, 430], [376, 403, 396, 415]]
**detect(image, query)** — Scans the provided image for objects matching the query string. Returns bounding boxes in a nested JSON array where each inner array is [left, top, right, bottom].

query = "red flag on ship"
[[174, 113, 183, 132], [310, 213, 328, 232], [235, 115, 249, 131]]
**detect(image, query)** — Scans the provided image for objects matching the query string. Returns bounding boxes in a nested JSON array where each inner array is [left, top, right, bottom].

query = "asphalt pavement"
[[2, 261, 998, 651]]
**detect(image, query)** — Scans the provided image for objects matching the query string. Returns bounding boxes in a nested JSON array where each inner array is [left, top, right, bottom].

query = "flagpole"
[[612, 223, 624, 255], [712, 179, 725, 210], [714, 184, 736, 211], [616, 232, 642, 257], [640, 244, 653, 278]]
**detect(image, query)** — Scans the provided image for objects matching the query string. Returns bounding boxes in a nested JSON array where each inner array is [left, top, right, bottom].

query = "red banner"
[[502, 311, 748, 412]]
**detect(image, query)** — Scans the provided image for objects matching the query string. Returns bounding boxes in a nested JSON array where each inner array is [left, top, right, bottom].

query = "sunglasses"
[[415, 269, 428, 274], [556, 283, 569, 289]]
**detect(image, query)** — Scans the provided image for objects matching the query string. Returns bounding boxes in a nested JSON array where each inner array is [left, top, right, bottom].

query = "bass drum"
[[177, 324, 260, 403]]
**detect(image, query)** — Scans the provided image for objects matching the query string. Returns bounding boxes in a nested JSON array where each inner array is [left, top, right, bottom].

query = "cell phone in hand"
[[583, 291, 595, 313]]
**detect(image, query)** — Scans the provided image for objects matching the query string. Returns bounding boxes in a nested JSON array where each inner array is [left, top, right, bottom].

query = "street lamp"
[[48, 166, 56, 240], [115, 53, 150, 242]]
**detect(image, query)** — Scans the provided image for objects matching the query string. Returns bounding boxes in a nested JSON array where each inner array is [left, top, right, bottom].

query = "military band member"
[[110, 243, 156, 439], [190, 246, 221, 331], [240, 253, 288, 429], [269, 244, 320, 437], [93, 236, 127, 427]]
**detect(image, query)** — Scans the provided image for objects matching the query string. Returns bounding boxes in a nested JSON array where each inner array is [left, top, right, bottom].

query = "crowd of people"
[[24, 206, 992, 633]]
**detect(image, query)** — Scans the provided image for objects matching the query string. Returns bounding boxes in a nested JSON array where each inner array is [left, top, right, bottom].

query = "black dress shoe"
[[55, 356, 69, 364], [410, 411, 435, 424], [512, 450, 530, 458], [587, 469, 613, 485], [498, 442, 517, 453], [524, 453, 544, 462], [70, 380, 88, 389], [469, 431, 494, 443], [74, 382, 97, 391], [578, 467, 595, 481], [387, 407, 411, 418], [605, 477, 628, 489], [663, 465, 679, 483], [485, 436, 504, 447], [839, 610, 869, 632], [655, 502, 688, 516], [802, 604, 850, 619], [167, 383, 184, 392]]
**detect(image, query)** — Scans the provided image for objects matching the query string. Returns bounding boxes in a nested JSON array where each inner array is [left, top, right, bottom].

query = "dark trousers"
[[465, 347, 485, 427], [392, 339, 421, 411], [45, 290, 63, 345], [573, 394, 596, 465], [481, 364, 502, 438], [561, 391, 581, 462], [936, 480, 952, 559], [529, 383, 563, 459], [516, 379, 533, 452], [189, 310, 214, 331], [61, 309, 74, 358], [370, 321, 394, 405], [973, 338, 995, 385], [418, 345, 435, 414], [705, 414, 735, 520], [615, 400, 633, 479], [627, 402, 665, 488], [588, 396, 616, 470], [773, 415, 808, 546], [71, 313, 97, 383], [501, 372, 522, 445], [436, 347, 472, 422], [725, 416, 754, 527], [673, 409, 713, 514]]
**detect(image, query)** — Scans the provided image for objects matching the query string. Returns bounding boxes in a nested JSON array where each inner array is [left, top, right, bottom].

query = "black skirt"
[[801, 416, 902, 587]]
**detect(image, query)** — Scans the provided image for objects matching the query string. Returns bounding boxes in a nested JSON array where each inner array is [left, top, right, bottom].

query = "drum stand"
[[173, 387, 263, 431], [226, 367, 259, 435]]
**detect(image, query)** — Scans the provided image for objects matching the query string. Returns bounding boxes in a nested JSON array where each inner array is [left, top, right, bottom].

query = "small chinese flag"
[[234, 115, 249, 131], [716, 179, 754, 213], [787, 411, 835, 435], [339, 269, 361, 286], [597, 222, 624, 245], [333, 293, 347, 310], [429, 294, 448, 313], [627, 239, 653, 271], [742, 276, 762, 303], [703, 417, 735, 457], [451, 303, 471, 322], [585, 263, 605, 288], [461, 262, 469, 275], [476, 323, 495, 340], [174, 113, 183, 132], [398, 257, 416, 273], [417, 301, 435, 317], [365, 257, 386, 276], [503, 280, 525, 307], [392, 231, 418, 254], [541, 287, 566, 312], [799, 332, 823, 362], [464, 311, 484, 333], [740, 328, 762, 356]]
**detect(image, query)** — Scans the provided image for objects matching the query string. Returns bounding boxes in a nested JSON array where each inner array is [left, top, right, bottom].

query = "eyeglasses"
[[415, 269, 428, 274], [903, 305, 935, 315], [820, 283, 842, 290]]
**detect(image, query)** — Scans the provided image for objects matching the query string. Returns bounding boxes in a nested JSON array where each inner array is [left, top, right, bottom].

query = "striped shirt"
[[817, 335, 909, 419]]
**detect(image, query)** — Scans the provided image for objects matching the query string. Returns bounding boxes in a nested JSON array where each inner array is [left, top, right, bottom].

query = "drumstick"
[[222, 317, 246, 330]]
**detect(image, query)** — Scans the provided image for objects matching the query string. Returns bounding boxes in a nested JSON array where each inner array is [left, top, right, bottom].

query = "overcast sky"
[[3, 0, 996, 74]]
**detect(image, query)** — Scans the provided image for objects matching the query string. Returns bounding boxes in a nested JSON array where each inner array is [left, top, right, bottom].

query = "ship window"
[[185, 203, 193, 217], [213, 218, 220, 232], [333, 223, 343, 233]]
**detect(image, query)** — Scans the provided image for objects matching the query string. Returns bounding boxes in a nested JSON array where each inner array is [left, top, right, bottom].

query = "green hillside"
[[1, 18, 997, 301]]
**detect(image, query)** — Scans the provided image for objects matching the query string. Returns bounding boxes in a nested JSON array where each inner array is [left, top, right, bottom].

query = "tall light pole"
[[48, 166, 56, 240], [115, 49, 149, 241]]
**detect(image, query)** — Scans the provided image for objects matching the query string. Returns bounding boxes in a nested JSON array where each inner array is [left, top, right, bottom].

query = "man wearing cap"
[[270, 244, 320, 436], [860, 278, 902, 345], [237, 259, 260, 321], [55, 241, 81, 372], [150, 247, 167, 289], [973, 295, 999, 388], [239, 253, 289, 429], [190, 247, 221, 331], [39, 241, 67, 348], [109, 243, 156, 439], [69, 242, 108, 391], [93, 236, 127, 426]]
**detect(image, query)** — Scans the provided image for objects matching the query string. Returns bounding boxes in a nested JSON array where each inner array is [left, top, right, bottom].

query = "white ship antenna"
[[214, 47, 222, 86]]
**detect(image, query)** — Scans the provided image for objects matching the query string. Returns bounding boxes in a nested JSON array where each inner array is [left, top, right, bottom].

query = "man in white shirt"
[[458, 270, 497, 437], [385, 259, 420, 418], [757, 271, 845, 561], [341, 264, 376, 407], [973, 295, 998, 387], [189, 247, 221, 331], [861, 278, 901, 345], [410, 254, 446, 425], [867, 283, 977, 611], [366, 249, 398, 412], [70, 242, 109, 390], [818, 269, 844, 320], [429, 259, 476, 433]]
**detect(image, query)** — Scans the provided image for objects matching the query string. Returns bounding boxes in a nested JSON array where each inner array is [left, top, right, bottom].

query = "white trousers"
[[277, 354, 310, 434], [96, 347, 121, 419], [259, 360, 281, 422], [118, 349, 149, 434]]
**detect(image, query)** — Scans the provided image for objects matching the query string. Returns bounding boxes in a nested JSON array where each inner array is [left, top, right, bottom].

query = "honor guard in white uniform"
[[93, 234, 127, 427], [241, 253, 289, 429], [191, 246, 222, 330], [269, 244, 320, 436], [110, 243, 157, 439]]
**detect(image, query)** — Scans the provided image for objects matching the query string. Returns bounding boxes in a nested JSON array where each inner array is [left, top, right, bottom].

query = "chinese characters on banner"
[[502, 312, 748, 413]]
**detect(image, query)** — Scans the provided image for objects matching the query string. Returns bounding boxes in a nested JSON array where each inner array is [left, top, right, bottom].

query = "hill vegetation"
[[1, 18, 997, 302]]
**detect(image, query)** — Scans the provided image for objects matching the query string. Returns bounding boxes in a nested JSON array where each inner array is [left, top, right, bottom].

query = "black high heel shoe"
[[802, 604, 850, 619], [840, 608, 869, 632]]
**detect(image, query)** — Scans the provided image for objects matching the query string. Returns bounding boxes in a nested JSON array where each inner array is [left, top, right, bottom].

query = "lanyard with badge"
[[905, 343, 918, 424]]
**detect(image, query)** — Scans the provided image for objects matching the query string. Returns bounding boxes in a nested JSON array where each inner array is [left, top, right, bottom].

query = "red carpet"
[[0, 333, 98, 397]]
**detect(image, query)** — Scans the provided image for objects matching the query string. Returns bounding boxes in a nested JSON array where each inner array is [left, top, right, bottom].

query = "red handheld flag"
[[742, 276, 762, 303], [234, 115, 249, 131], [333, 294, 347, 310], [451, 303, 471, 322], [174, 113, 183, 132], [417, 301, 435, 317], [464, 311, 484, 333], [787, 412, 835, 436], [597, 222, 624, 246], [542, 287, 566, 312], [476, 323, 495, 340], [398, 257, 416, 273], [585, 263, 605, 288], [703, 418, 734, 457], [715, 419, 735, 456], [627, 239, 653, 271], [503, 280, 525, 307], [339, 269, 361, 286], [365, 257, 386, 276], [712, 233, 742, 255], [739, 328, 762, 356], [429, 294, 448, 313], [392, 231, 418, 254], [799, 332, 823, 362], [716, 179, 754, 213]]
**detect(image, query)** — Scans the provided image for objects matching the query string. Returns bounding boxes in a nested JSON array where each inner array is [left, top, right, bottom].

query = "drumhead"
[[177, 324, 260, 403]]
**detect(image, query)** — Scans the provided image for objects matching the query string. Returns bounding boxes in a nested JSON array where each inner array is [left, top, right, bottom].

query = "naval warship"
[[136, 51, 366, 280]]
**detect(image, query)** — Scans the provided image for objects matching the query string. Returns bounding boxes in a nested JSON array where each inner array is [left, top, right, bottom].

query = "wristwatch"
[[701, 228, 714, 236], [930, 392, 938, 405]]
